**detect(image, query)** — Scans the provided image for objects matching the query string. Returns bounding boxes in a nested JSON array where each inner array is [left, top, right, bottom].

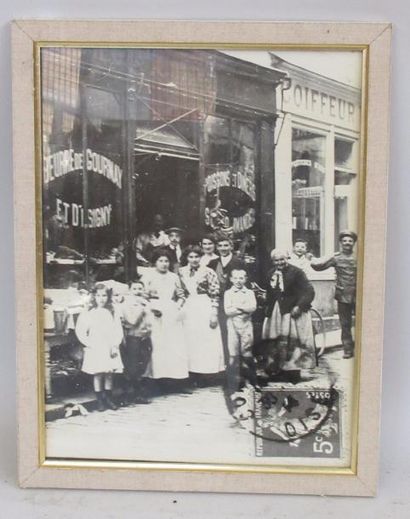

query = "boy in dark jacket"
[[121, 278, 153, 404]]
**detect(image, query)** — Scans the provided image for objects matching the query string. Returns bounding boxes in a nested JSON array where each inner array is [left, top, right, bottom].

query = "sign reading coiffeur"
[[282, 82, 360, 131]]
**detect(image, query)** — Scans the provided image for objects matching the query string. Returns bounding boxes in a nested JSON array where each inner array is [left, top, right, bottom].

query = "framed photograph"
[[12, 20, 391, 496]]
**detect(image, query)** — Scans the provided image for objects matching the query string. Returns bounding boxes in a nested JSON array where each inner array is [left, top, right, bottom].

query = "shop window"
[[203, 117, 258, 264], [334, 138, 357, 249], [204, 115, 230, 165], [232, 121, 256, 177], [41, 49, 126, 287], [85, 87, 122, 122], [291, 128, 326, 257], [230, 121, 257, 253], [335, 138, 355, 184]]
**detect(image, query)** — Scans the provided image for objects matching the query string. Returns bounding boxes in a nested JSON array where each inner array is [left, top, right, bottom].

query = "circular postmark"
[[223, 337, 341, 457], [253, 387, 338, 442]]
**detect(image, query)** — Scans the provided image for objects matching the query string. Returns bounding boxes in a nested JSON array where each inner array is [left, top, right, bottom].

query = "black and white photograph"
[[40, 46, 362, 468]]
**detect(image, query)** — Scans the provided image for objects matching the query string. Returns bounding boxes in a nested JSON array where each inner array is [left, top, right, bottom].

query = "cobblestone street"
[[47, 384, 257, 464], [46, 349, 354, 466]]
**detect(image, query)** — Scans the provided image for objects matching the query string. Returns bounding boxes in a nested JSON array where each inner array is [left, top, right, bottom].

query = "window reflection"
[[291, 128, 326, 257]]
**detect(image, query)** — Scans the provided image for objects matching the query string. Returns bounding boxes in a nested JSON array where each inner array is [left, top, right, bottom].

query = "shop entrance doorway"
[[134, 154, 201, 244]]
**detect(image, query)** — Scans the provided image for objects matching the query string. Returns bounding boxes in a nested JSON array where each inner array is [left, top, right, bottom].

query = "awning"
[[134, 122, 200, 161]]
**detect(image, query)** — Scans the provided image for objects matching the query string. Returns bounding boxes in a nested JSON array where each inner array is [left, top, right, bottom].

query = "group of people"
[[74, 218, 358, 412]]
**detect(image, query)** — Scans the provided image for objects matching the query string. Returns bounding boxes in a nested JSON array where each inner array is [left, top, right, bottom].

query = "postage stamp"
[[253, 388, 341, 458]]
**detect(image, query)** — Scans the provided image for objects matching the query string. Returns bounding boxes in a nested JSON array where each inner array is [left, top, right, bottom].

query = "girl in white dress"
[[141, 249, 189, 383], [179, 245, 225, 379], [75, 283, 124, 411]]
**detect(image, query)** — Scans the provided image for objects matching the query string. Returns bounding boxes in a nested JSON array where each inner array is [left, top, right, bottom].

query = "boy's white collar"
[[220, 253, 232, 266]]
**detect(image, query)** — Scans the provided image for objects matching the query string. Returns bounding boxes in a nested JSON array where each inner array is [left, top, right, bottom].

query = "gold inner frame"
[[34, 41, 369, 476]]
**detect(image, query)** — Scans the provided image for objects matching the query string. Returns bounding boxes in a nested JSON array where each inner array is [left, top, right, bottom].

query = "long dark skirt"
[[262, 303, 316, 371]]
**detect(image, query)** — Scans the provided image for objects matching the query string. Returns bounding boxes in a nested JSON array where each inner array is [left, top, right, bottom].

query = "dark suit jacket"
[[265, 264, 315, 316], [162, 245, 181, 273], [208, 255, 247, 293]]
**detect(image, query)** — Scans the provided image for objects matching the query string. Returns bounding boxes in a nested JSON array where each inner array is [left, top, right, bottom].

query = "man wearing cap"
[[135, 214, 170, 266], [163, 227, 184, 272], [311, 231, 358, 359]]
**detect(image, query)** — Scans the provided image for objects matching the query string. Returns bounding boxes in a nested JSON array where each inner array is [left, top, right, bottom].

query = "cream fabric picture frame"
[[12, 19, 391, 496]]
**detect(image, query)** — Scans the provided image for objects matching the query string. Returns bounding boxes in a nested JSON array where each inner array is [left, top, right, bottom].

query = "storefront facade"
[[271, 54, 361, 316], [42, 48, 286, 288]]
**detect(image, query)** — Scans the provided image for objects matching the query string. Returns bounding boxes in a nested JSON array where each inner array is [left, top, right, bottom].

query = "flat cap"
[[165, 226, 184, 234], [339, 230, 357, 242]]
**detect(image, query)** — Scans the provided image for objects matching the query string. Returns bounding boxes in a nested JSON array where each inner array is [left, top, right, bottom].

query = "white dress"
[[179, 265, 225, 374], [75, 307, 124, 374], [199, 253, 218, 267], [141, 269, 189, 379]]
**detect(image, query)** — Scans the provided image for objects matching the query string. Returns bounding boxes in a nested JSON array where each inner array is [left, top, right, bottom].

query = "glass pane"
[[291, 128, 326, 256], [334, 138, 358, 248], [204, 115, 230, 165], [203, 117, 258, 257], [335, 138, 354, 171], [42, 48, 125, 288]]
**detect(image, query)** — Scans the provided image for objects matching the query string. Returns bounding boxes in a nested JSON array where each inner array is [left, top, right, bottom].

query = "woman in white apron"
[[179, 245, 225, 379], [141, 249, 189, 382]]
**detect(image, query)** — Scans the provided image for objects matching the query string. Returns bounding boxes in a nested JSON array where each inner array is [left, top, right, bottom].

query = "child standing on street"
[[224, 269, 257, 389], [75, 283, 124, 412], [121, 278, 153, 405]]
